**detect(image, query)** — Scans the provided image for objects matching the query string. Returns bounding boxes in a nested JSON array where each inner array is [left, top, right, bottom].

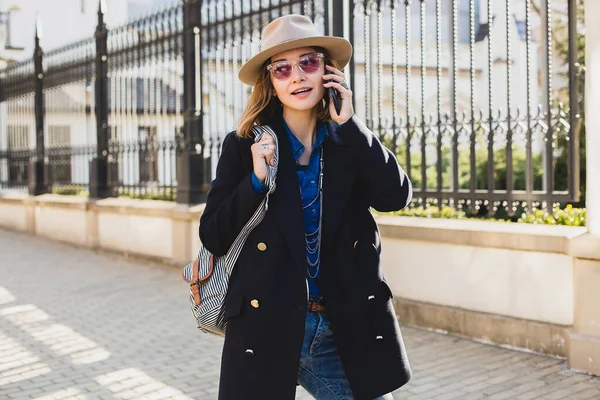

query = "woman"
[[199, 14, 412, 400]]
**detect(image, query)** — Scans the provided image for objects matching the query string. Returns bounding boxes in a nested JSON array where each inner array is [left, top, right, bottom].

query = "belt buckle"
[[308, 300, 325, 313]]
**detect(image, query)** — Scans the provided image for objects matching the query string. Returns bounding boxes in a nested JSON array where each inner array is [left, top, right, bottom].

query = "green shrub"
[[384, 204, 586, 227], [51, 186, 88, 197], [516, 204, 586, 226], [116, 188, 176, 202], [392, 205, 467, 220]]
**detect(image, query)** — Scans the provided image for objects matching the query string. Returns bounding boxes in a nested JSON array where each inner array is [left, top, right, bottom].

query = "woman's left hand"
[[323, 65, 354, 125]]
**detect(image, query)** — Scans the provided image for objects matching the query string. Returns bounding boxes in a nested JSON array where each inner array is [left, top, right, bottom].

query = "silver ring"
[[340, 81, 349, 90], [262, 143, 269, 149]]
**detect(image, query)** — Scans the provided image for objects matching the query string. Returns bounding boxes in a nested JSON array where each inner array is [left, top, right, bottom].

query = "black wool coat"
[[199, 111, 413, 400]]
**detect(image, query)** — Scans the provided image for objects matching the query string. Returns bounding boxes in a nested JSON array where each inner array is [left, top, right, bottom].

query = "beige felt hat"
[[238, 14, 353, 86]]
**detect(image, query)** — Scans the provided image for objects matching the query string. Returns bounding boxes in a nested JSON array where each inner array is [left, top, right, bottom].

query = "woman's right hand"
[[250, 133, 275, 183]]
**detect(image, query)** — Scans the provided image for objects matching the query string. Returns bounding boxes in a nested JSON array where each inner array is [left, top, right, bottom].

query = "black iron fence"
[[0, 0, 584, 212]]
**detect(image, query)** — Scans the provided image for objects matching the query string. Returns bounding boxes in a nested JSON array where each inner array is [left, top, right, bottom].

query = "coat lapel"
[[321, 122, 356, 249], [269, 114, 306, 273], [266, 114, 356, 271]]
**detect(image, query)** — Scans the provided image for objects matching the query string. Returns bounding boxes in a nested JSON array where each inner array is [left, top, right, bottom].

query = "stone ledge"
[[0, 192, 36, 204], [376, 215, 588, 254], [0, 194, 593, 257], [93, 198, 205, 221], [569, 233, 600, 260], [394, 297, 570, 357], [187, 204, 205, 219], [95, 198, 198, 220], [31, 194, 89, 211], [568, 331, 600, 376], [0, 194, 204, 221]]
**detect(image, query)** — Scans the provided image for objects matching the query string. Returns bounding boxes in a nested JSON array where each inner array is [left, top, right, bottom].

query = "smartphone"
[[328, 83, 342, 115]]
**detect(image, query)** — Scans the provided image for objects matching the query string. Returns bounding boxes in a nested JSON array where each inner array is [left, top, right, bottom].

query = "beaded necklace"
[[304, 148, 324, 278]]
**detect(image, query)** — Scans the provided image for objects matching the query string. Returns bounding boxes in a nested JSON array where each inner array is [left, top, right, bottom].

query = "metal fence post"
[[89, 0, 111, 199], [567, 0, 581, 203], [29, 19, 48, 196], [331, 0, 355, 110], [331, 0, 345, 38], [176, 0, 206, 204]]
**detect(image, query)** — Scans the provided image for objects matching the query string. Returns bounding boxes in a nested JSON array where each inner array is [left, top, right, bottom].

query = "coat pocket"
[[364, 280, 396, 345], [363, 280, 393, 304]]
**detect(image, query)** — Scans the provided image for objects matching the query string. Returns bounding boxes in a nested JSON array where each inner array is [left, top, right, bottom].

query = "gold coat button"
[[245, 349, 254, 355], [251, 299, 260, 308], [257, 242, 267, 251], [354, 240, 359, 248], [376, 335, 384, 340]]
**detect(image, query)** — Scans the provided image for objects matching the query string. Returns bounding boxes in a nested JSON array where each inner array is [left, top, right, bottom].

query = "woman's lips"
[[292, 89, 312, 98]]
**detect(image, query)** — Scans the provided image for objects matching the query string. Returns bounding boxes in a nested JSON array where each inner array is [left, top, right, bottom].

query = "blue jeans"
[[297, 308, 394, 400]]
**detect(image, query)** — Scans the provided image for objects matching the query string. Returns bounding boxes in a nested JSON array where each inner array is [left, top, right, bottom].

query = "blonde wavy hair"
[[236, 47, 341, 138]]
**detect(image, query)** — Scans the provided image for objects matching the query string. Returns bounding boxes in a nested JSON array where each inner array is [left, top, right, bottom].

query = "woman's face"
[[268, 47, 326, 113]]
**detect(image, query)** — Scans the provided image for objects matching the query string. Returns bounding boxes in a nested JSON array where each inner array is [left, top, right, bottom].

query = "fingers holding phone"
[[323, 65, 354, 125]]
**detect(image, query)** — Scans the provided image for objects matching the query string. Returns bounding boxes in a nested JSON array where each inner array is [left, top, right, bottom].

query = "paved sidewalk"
[[0, 228, 599, 400]]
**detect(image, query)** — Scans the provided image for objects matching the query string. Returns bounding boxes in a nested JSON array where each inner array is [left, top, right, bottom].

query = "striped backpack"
[[182, 126, 279, 336]]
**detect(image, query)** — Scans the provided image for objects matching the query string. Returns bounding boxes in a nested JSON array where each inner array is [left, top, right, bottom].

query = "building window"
[[48, 125, 72, 184], [48, 125, 71, 147], [7, 125, 30, 187]]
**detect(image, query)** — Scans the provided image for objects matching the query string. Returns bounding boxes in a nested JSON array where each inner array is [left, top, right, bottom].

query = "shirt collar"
[[283, 119, 329, 162]]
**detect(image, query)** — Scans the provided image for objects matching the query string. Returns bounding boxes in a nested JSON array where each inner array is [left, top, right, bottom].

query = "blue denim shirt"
[[251, 121, 329, 296]]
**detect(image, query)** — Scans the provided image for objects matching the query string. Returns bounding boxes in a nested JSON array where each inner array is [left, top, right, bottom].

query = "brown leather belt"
[[307, 300, 327, 313]]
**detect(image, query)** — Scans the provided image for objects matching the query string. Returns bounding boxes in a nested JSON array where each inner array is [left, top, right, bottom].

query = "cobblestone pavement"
[[1, 228, 599, 400]]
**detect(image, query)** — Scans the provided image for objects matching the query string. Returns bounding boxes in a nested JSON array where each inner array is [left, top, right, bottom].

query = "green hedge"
[[387, 204, 586, 227], [516, 205, 586, 226], [52, 186, 88, 197]]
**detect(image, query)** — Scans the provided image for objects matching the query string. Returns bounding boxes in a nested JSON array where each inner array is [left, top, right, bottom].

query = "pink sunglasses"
[[266, 53, 324, 80]]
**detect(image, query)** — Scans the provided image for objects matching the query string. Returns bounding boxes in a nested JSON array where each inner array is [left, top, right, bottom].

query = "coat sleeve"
[[335, 115, 412, 212], [199, 132, 265, 257]]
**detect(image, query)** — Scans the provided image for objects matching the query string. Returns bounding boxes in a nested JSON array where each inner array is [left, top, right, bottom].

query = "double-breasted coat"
[[199, 111, 413, 400]]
